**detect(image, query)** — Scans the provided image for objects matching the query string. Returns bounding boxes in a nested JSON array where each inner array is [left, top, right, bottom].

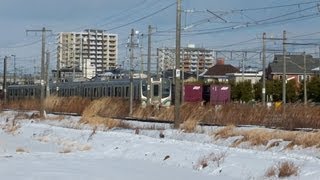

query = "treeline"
[[229, 76, 320, 103]]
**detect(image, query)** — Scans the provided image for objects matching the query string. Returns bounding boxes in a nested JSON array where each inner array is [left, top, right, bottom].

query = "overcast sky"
[[1, 0, 320, 73]]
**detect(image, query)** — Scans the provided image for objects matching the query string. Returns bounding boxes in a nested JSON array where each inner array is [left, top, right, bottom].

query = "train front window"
[[153, 84, 159, 97], [142, 84, 147, 96], [162, 79, 170, 97]]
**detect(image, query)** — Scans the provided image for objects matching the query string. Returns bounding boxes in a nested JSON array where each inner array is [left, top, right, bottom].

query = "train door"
[[150, 78, 162, 104]]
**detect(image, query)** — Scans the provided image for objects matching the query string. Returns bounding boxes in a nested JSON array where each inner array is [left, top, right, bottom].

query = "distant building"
[[157, 44, 214, 74], [57, 29, 118, 79], [202, 58, 239, 82], [267, 54, 319, 84]]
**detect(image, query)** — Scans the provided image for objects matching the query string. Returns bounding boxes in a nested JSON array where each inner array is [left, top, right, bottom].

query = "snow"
[[1, 110, 320, 179]]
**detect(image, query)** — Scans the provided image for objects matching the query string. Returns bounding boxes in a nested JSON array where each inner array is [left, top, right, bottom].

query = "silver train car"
[[7, 78, 172, 107]]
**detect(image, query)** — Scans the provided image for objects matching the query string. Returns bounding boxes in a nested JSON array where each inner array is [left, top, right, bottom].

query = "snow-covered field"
[[1, 110, 320, 180]]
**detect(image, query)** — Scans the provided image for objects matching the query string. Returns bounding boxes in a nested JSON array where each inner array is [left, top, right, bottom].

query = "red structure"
[[210, 85, 231, 105], [183, 84, 203, 102]]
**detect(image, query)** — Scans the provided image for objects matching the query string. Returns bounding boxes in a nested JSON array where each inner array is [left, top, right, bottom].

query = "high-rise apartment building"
[[157, 44, 214, 74], [57, 29, 118, 79]]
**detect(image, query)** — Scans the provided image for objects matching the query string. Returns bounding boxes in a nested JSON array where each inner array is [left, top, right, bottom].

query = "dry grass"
[[45, 96, 91, 115], [59, 148, 72, 154], [77, 144, 91, 151], [4, 99, 40, 111], [79, 98, 136, 129], [180, 119, 199, 133], [5, 97, 320, 133], [232, 129, 273, 147], [194, 152, 227, 170], [87, 126, 97, 142], [265, 161, 299, 178], [214, 125, 236, 139], [16, 147, 29, 153], [13, 112, 30, 120], [213, 126, 320, 149], [1, 118, 21, 135]]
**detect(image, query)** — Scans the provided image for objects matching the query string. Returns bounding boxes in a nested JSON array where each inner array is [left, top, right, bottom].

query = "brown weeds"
[[265, 161, 299, 178], [214, 126, 320, 149], [214, 125, 236, 139], [180, 119, 198, 133], [16, 147, 29, 153]]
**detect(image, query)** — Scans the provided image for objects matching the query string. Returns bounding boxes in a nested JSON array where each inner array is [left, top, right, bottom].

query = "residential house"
[[202, 58, 239, 82], [267, 54, 319, 84]]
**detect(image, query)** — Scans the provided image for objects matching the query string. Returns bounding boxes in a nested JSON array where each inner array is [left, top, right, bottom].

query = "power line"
[[105, 2, 176, 31], [230, 0, 320, 12]]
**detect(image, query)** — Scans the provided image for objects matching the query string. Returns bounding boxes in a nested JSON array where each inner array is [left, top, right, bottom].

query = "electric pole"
[[262, 32, 266, 106], [3, 56, 8, 103], [46, 50, 50, 97], [147, 25, 152, 106], [26, 27, 52, 118], [282, 30, 287, 107], [129, 28, 135, 116], [303, 52, 307, 105], [174, 0, 182, 129], [11, 55, 16, 84]]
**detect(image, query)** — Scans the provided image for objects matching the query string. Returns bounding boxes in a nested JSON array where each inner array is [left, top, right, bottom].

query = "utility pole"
[[260, 32, 286, 105], [174, 0, 182, 129], [129, 28, 135, 116], [147, 25, 152, 106], [11, 55, 16, 84], [26, 27, 52, 118], [241, 52, 246, 81], [262, 32, 266, 106], [3, 56, 8, 103], [303, 52, 307, 105], [46, 50, 50, 97], [282, 30, 287, 106]]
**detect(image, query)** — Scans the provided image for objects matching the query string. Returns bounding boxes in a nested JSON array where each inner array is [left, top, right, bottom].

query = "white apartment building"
[[157, 44, 214, 74], [57, 29, 118, 79]]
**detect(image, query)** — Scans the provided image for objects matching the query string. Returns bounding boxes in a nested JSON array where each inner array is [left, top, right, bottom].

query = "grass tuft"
[[265, 161, 299, 178], [16, 147, 29, 153]]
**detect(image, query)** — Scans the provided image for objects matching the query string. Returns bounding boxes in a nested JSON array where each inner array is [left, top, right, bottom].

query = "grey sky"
[[1, 0, 320, 73]]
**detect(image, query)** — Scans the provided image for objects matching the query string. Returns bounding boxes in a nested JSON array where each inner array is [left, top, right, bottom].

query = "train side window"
[[107, 87, 111, 96], [93, 88, 97, 97], [126, 86, 129, 97], [115, 87, 118, 97], [71, 88, 74, 96], [153, 84, 159, 97], [99, 87, 102, 97]]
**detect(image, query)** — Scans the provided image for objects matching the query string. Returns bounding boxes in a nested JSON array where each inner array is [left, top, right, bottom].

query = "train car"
[[141, 78, 172, 107], [7, 78, 172, 107], [7, 84, 41, 101], [51, 80, 141, 100]]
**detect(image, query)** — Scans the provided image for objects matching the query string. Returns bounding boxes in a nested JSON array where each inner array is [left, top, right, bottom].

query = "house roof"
[[204, 64, 239, 76], [269, 54, 319, 74]]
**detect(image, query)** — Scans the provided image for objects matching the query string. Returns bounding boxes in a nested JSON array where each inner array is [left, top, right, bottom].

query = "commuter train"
[[6, 78, 172, 107]]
